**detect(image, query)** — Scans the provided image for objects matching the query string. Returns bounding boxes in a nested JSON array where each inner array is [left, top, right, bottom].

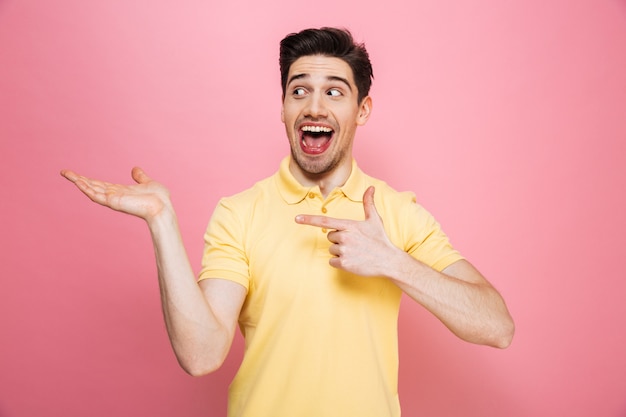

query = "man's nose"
[[304, 94, 328, 118]]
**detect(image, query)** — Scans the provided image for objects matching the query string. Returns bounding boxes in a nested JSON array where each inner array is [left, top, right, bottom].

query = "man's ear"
[[280, 94, 285, 123], [357, 96, 373, 126]]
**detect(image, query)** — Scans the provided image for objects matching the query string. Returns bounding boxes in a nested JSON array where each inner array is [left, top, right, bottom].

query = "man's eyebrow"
[[287, 73, 308, 86], [327, 76, 352, 91], [286, 74, 353, 91]]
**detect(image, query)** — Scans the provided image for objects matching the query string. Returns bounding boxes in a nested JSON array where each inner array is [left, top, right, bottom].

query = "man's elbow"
[[491, 317, 515, 349], [178, 354, 226, 377]]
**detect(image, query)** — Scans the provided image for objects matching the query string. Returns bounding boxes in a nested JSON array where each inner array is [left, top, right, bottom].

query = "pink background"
[[1, 0, 625, 416]]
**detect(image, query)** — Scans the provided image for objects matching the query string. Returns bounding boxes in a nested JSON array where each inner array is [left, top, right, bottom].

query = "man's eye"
[[327, 89, 342, 97], [293, 88, 306, 96]]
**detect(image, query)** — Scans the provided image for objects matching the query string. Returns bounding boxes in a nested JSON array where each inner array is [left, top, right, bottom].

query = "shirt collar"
[[276, 156, 368, 204]]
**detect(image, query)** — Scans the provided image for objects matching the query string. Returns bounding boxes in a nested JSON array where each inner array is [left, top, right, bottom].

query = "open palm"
[[60, 167, 171, 222]]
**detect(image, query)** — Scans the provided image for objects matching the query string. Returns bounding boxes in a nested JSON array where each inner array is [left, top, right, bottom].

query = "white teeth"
[[301, 125, 333, 133]]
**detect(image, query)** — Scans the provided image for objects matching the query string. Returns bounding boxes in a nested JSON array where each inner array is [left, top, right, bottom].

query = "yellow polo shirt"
[[198, 157, 463, 417]]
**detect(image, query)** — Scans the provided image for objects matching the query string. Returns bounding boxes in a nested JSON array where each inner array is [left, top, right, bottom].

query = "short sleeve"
[[401, 197, 464, 272], [197, 198, 251, 290]]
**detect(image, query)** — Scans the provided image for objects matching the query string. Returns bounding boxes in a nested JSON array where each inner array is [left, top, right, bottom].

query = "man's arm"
[[295, 186, 514, 348], [387, 255, 513, 348], [61, 168, 246, 375]]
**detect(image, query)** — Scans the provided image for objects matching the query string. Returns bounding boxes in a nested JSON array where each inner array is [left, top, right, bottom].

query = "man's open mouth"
[[299, 125, 334, 155]]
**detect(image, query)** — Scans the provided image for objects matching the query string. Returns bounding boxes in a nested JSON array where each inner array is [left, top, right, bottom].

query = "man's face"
[[281, 55, 371, 180]]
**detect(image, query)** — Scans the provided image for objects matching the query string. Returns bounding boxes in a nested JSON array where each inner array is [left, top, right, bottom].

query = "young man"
[[62, 27, 514, 417]]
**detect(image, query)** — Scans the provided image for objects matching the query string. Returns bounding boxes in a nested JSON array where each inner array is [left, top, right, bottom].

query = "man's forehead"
[[287, 55, 355, 84]]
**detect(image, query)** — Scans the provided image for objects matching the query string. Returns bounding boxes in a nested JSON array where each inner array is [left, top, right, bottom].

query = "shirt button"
[[321, 228, 328, 233], [321, 207, 328, 214], [308, 192, 315, 199]]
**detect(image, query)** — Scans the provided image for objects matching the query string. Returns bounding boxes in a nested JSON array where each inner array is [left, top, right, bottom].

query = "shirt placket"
[[305, 190, 333, 254]]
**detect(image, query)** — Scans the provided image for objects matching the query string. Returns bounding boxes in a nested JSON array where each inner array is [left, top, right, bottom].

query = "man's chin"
[[292, 152, 340, 177]]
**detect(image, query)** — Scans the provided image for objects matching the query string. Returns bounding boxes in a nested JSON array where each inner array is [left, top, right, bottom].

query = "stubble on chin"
[[290, 147, 344, 177]]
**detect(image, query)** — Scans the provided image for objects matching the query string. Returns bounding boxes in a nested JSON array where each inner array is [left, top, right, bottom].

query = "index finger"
[[60, 169, 80, 182], [295, 214, 353, 230]]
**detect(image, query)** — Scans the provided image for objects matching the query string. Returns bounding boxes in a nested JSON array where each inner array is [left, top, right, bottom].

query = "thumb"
[[362, 186, 380, 221], [131, 166, 151, 184]]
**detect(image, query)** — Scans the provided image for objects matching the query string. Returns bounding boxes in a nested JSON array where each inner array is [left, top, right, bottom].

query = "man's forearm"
[[148, 209, 232, 375], [386, 251, 514, 348]]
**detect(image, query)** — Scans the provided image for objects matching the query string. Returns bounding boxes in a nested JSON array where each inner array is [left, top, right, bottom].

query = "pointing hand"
[[295, 186, 399, 277]]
